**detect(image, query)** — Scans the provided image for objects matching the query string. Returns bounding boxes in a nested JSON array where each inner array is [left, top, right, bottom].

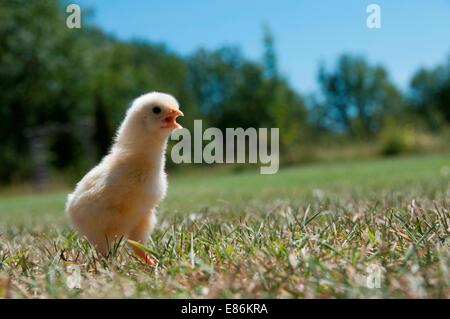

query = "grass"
[[0, 153, 449, 298]]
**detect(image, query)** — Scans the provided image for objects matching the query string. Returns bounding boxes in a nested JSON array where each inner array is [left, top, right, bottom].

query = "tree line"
[[0, 0, 449, 184]]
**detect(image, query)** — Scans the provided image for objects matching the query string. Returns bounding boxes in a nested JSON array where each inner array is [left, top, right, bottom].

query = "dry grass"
[[0, 154, 449, 298]]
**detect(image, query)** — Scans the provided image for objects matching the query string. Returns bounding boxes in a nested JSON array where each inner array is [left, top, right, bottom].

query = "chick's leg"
[[128, 212, 157, 266]]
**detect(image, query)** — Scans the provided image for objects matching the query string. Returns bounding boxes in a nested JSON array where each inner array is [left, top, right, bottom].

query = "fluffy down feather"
[[65, 92, 183, 264]]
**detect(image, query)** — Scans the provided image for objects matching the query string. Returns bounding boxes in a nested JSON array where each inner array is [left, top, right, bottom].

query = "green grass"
[[0, 153, 449, 298]]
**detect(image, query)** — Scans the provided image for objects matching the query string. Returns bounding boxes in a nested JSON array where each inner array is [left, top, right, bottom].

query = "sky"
[[75, 0, 450, 94]]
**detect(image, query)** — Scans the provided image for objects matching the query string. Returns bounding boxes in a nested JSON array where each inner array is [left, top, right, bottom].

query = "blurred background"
[[0, 0, 449, 192]]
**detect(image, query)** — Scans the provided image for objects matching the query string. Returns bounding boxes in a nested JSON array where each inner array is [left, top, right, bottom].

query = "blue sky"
[[75, 0, 450, 94]]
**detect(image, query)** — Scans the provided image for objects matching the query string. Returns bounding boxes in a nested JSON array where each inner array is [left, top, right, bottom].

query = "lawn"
[[0, 153, 449, 298]]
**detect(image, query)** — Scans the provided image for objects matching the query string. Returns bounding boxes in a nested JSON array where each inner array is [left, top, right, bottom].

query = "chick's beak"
[[161, 109, 184, 129]]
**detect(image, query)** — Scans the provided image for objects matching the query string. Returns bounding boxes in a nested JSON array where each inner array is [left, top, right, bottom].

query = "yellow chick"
[[65, 92, 183, 264]]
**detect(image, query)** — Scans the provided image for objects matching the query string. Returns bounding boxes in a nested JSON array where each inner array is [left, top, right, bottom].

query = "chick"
[[65, 92, 183, 264]]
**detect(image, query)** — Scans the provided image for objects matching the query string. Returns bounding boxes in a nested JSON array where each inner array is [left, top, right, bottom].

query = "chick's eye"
[[152, 106, 161, 114]]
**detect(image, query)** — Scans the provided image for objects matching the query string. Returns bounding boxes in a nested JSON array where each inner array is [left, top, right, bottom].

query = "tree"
[[187, 47, 245, 127], [0, 0, 90, 182], [261, 25, 307, 147], [410, 56, 450, 129], [262, 23, 277, 79], [0, 0, 195, 183], [317, 54, 404, 138]]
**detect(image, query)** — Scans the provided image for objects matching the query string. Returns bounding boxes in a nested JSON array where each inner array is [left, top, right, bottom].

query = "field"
[[0, 153, 449, 298]]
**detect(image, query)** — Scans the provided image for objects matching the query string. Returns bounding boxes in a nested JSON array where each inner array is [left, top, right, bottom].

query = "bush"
[[379, 122, 416, 156]]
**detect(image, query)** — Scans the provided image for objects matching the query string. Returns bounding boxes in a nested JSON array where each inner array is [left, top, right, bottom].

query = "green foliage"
[[186, 30, 307, 149], [317, 55, 405, 138], [410, 56, 450, 129], [0, 0, 93, 182], [379, 120, 415, 156], [0, 1, 197, 183]]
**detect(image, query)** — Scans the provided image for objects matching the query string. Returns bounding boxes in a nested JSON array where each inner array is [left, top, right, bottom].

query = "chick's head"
[[123, 92, 184, 140]]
